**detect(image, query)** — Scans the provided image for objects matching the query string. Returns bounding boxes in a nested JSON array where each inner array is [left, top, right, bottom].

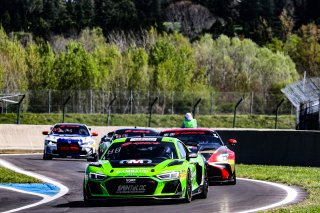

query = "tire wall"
[[218, 129, 320, 166]]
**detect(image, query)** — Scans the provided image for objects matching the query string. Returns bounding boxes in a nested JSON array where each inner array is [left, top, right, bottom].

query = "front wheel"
[[43, 150, 52, 160], [183, 171, 192, 203], [198, 178, 208, 199], [83, 187, 96, 207]]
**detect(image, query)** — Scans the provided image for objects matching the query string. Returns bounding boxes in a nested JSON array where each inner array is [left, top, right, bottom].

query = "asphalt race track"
[[0, 155, 305, 213]]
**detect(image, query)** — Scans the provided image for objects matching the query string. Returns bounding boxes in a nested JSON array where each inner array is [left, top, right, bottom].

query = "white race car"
[[42, 123, 98, 161]]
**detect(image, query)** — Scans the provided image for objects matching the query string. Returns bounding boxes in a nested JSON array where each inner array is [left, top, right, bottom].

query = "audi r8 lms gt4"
[[160, 128, 237, 185], [98, 127, 159, 157], [42, 123, 98, 161], [83, 136, 208, 205]]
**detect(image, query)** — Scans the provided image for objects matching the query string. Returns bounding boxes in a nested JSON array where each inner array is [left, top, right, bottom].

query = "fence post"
[[107, 96, 117, 126], [90, 89, 93, 114], [192, 98, 202, 118], [233, 97, 244, 128], [16, 95, 25, 124], [148, 97, 158, 127], [130, 90, 133, 114], [62, 96, 71, 123], [210, 92, 213, 114], [318, 97, 320, 130], [48, 90, 51, 114], [171, 91, 174, 114], [250, 92, 253, 115], [275, 99, 284, 129]]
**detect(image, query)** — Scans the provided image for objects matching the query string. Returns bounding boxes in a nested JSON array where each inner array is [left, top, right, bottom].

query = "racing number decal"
[[107, 147, 121, 154]]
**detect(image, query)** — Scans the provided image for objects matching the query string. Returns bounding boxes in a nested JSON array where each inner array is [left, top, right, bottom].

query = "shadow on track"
[[56, 199, 182, 208]]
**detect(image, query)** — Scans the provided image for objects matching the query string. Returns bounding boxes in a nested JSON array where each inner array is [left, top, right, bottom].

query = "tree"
[[294, 23, 320, 76], [279, 9, 294, 40], [52, 41, 98, 90], [194, 34, 298, 93], [164, 1, 215, 39], [26, 40, 56, 89], [124, 47, 149, 91], [0, 26, 28, 92]]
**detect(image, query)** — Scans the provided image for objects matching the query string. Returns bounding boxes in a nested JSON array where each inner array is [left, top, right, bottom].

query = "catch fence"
[[282, 77, 320, 130], [1, 90, 292, 116]]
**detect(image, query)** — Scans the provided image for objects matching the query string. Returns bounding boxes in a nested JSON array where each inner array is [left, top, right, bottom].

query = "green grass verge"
[[237, 164, 320, 212], [0, 166, 41, 183], [0, 113, 296, 129]]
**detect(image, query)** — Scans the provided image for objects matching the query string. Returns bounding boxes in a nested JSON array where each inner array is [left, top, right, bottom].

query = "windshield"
[[175, 135, 222, 145], [112, 130, 158, 140], [161, 131, 224, 152], [101, 141, 178, 160], [51, 124, 89, 136]]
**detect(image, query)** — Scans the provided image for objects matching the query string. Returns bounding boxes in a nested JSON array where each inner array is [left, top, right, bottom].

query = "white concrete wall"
[[0, 124, 137, 150]]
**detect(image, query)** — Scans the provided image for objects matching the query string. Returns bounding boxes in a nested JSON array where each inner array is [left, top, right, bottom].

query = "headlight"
[[89, 172, 107, 181], [45, 140, 56, 145], [156, 172, 179, 180], [82, 141, 94, 146], [217, 153, 229, 162]]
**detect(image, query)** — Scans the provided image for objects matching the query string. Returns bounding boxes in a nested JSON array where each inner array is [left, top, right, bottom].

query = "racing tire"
[[43, 150, 52, 160], [183, 171, 192, 203], [198, 178, 208, 199], [83, 188, 96, 207]]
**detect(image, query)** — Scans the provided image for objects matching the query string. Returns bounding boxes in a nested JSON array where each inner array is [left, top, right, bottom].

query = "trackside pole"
[[148, 97, 158, 127], [233, 97, 244, 128], [16, 95, 26, 124], [62, 96, 71, 123], [275, 99, 285, 129], [107, 96, 117, 126]]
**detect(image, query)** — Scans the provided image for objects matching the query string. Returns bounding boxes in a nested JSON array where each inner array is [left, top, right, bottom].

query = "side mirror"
[[186, 152, 198, 161], [107, 132, 114, 138], [91, 132, 98, 137], [42, 130, 49, 135], [228, 139, 237, 146]]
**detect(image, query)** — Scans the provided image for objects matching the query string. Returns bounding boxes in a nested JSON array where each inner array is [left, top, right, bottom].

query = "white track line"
[[237, 177, 298, 213], [0, 159, 69, 213], [0, 159, 299, 212]]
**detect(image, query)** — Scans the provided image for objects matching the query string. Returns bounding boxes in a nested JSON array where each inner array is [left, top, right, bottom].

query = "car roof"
[[54, 123, 87, 127], [112, 136, 177, 143], [160, 128, 215, 133], [114, 127, 158, 133]]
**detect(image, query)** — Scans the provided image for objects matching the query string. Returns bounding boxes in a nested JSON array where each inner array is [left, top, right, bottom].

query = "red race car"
[[160, 128, 237, 185]]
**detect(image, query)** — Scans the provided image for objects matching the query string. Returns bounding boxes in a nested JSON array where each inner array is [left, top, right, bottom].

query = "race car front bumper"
[[84, 177, 184, 200], [206, 163, 233, 182], [45, 142, 95, 158]]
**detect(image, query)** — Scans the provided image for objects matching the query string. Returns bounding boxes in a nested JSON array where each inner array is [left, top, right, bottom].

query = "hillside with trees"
[[0, 0, 320, 110]]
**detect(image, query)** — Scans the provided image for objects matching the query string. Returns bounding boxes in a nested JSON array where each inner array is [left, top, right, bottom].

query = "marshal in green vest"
[[181, 113, 197, 128]]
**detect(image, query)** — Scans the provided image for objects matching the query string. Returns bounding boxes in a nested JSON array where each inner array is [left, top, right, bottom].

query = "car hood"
[[46, 134, 93, 143], [186, 143, 220, 153], [87, 159, 185, 177]]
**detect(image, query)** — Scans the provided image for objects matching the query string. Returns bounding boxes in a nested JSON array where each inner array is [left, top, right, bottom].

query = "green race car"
[[83, 136, 208, 205]]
